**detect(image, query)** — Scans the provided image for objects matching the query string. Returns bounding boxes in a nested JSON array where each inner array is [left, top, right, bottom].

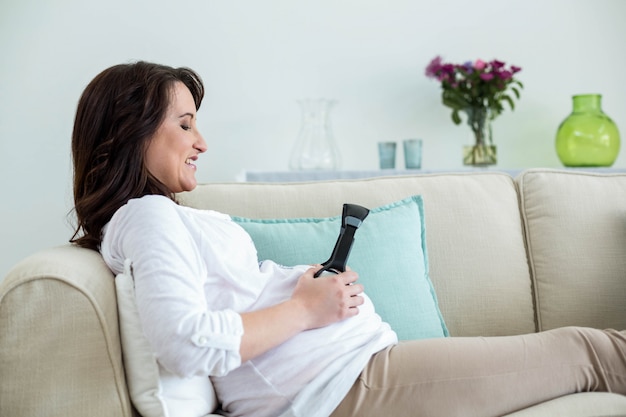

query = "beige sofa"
[[2, 168, 626, 416]]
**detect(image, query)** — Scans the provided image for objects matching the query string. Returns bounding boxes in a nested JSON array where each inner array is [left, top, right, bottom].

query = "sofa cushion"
[[115, 259, 218, 417], [518, 169, 626, 331], [233, 195, 448, 340], [504, 392, 626, 416]]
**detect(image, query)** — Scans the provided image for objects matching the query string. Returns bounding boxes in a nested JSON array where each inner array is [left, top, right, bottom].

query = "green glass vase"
[[555, 94, 620, 167]]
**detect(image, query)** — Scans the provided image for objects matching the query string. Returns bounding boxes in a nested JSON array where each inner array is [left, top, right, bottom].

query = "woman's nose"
[[195, 132, 208, 153]]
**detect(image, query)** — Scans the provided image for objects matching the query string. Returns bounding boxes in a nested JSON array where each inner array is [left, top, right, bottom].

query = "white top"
[[101, 195, 397, 417]]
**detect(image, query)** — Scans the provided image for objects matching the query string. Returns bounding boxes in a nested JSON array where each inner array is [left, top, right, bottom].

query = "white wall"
[[1, 0, 625, 279]]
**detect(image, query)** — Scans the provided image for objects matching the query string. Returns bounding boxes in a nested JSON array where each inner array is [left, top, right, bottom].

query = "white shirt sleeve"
[[101, 195, 243, 378]]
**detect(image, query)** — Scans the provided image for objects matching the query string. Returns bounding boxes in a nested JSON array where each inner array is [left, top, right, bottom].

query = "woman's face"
[[145, 82, 207, 193]]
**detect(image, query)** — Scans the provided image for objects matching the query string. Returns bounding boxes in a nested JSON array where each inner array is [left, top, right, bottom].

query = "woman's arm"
[[239, 266, 364, 362]]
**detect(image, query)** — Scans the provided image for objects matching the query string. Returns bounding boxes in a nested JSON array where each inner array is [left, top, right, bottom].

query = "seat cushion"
[[505, 392, 626, 416]]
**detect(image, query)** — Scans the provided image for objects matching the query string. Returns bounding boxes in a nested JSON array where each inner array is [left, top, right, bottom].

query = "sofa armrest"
[[0, 244, 135, 417]]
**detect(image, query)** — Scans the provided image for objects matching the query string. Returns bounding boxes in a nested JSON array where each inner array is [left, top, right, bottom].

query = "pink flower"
[[480, 73, 494, 81], [474, 59, 487, 70]]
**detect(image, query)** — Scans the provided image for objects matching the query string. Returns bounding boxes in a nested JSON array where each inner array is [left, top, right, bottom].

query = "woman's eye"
[[181, 125, 191, 131]]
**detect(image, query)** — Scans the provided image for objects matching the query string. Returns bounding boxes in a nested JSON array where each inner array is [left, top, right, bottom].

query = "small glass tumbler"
[[403, 139, 423, 169], [378, 142, 397, 169]]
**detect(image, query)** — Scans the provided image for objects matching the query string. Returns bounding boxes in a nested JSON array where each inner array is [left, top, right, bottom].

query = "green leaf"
[[511, 87, 521, 99], [502, 95, 515, 111], [442, 90, 469, 110], [443, 97, 460, 110], [451, 110, 462, 125]]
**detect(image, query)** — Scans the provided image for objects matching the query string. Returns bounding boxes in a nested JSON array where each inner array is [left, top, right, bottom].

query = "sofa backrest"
[[517, 169, 626, 332], [180, 172, 536, 337]]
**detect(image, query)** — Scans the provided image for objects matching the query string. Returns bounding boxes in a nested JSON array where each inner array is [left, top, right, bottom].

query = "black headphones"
[[314, 203, 370, 278]]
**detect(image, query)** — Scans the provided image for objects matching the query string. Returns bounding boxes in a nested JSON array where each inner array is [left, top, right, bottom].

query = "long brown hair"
[[70, 61, 204, 251]]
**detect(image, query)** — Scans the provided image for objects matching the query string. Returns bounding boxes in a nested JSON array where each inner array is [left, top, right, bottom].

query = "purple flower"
[[462, 61, 474, 74], [491, 60, 505, 69], [425, 56, 443, 78], [480, 73, 494, 81], [441, 63, 455, 75], [511, 65, 522, 73], [498, 70, 513, 80]]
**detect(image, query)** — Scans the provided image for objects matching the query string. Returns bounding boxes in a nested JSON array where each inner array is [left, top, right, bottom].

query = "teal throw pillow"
[[232, 195, 448, 340]]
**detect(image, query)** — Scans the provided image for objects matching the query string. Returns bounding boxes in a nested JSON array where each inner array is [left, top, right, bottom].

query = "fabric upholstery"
[[0, 245, 133, 417], [506, 392, 626, 416], [518, 169, 626, 331]]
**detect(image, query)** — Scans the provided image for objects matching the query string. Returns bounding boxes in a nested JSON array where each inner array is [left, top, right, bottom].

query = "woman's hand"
[[239, 265, 364, 362], [290, 265, 365, 330]]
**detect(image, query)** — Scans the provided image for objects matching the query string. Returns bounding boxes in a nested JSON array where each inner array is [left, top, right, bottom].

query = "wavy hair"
[[70, 61, 204, 251]]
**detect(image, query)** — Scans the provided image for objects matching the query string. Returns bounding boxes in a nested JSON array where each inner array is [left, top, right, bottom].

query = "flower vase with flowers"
[[426, 56, 523, 166]]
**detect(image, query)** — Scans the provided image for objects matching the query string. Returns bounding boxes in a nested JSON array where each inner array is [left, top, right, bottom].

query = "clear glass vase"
[[462, 106, 497, 166], [289, 99, 341, 171], [555, 94, 621, 167]]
